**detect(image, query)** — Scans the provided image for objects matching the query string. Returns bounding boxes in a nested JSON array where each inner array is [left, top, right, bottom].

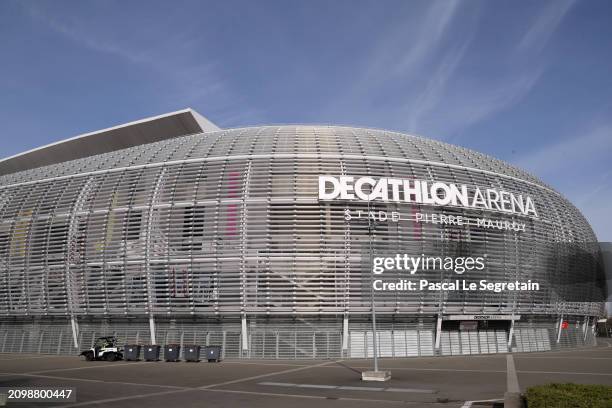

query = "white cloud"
[[392, 0, 461, 76], [518, 0, 577, 55], [327, 1, 578, 138], [27, 5, 147, 65], [329, 1, 463, 115], [405, 0, 578, 135], [406, 35, 473, 131]]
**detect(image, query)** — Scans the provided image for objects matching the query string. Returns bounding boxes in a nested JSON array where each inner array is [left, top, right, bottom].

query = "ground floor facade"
[[0, 314, 598, 359]]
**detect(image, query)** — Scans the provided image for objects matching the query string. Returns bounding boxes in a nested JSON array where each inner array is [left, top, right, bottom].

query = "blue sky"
[[0, 0, 611, 242]]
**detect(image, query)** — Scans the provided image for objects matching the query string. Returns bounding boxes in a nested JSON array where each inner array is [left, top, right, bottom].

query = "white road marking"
[[259, 382, 296, 387], [221, 360, 314, 367], [0, 355, 68, 360], [57, 389, 189, 407], [337, 385, 384, 391], [200, 360, 337, 389], [29, 361, 152, 374], [461, 398, 503, 408], [506, 354, 520, 393], [204, 388, 426, 405], [207, 388, 328, 400], [258, 381, 437, 393], [0, 371, 186, 390], [299, 384, 338, 389], [386, 387, 437, 394]]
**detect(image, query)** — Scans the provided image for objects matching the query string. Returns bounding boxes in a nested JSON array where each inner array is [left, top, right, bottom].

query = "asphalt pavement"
[[1, 341, 611, 407]]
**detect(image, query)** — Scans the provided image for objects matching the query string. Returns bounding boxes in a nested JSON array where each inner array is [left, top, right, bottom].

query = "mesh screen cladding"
[[0, 126, 604, 356]]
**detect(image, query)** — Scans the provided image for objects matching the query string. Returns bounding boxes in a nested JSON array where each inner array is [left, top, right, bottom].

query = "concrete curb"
[[361, 370, 391, 381], [504, 391, 524, 408]]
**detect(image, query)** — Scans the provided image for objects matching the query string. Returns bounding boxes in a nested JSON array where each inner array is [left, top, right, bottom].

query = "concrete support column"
[[342, 315, 349, 351], [70, 315, 79, 349], [556, 314, 564, 344], [583, 316, 589, 341], [241, 315, 248, 351], [149, 315, 157, 345], [434, 314, 443, 350], [507, 318, 515, 348]]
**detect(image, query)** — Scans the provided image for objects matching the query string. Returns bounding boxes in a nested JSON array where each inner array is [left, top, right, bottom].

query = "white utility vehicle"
[[80, 336, 123, 361]]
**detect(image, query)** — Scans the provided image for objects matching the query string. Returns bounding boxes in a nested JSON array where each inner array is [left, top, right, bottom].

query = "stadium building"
[[0, 109, 605, 358]]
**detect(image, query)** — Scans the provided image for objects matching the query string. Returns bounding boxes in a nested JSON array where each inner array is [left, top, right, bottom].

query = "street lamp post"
[[361, 196, 391, 381], [368, 204, 379, 373]]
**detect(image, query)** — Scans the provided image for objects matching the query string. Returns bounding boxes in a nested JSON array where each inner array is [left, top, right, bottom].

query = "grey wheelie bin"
[[204, 345, 222, 362], [183, 345, 201, 362], [124, 344, 141, 361], [164, 344, 181, 362], [143, 345, 161, 361]]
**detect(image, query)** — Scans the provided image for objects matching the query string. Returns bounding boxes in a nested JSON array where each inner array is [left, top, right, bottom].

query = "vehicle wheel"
[[104, 352, 116, 362], [84, 352, 94, 361]]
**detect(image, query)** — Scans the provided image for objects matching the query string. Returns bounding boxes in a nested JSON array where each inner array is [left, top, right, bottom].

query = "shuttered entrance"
[[348, 329, 435, 357], [439, 330, 508, 355]]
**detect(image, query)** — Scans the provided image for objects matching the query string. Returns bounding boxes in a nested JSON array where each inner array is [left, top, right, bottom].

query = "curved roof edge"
[[0, 108, 220, 176]]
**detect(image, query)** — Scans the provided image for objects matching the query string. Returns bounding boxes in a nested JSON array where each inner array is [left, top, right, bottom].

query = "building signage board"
[[445, 315, 521, 321]]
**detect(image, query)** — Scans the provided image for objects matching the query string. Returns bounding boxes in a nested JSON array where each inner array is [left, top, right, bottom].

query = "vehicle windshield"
[[94, 338, 114, 348]]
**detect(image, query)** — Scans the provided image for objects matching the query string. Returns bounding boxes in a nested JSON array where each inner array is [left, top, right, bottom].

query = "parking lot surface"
[[1, 342, 611, 407]]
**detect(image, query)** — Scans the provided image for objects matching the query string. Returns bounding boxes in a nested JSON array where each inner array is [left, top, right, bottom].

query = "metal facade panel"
[[0, 125, 604, 358]]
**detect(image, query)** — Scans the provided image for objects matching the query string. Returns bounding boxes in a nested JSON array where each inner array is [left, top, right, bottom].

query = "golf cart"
[[80, 336, 123, 361]]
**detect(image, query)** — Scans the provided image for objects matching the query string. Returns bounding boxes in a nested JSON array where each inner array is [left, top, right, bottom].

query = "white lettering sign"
[[319, 175, 537, 217]]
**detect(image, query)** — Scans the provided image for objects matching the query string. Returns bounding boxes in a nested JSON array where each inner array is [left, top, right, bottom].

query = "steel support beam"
[[434, 314, 443, 350], [70, 315, 79, 349], [144, 168, 166, 345], [240, 162, 251, 314], [342, 315, 349, 351], [149, 315, 157, 345], [241, 315, 248, 351], [583, 316, 589, 341]]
